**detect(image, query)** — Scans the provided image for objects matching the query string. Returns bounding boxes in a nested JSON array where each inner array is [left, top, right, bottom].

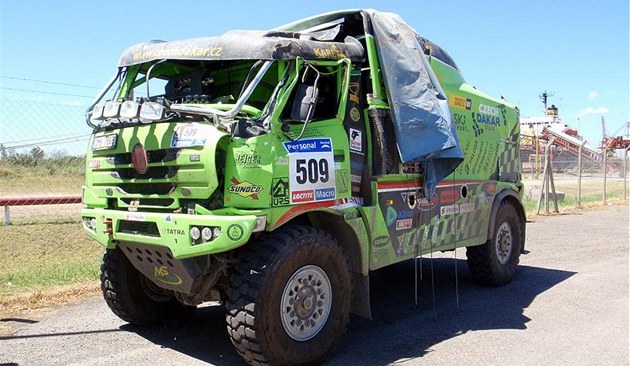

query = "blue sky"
[[0, 0, 628, 154]]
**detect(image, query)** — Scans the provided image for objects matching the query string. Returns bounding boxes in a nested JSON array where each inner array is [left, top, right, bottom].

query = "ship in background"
[[519, 92, 603, 174]]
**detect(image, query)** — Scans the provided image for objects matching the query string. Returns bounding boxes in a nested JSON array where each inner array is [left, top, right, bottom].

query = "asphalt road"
[[2, 206, 628, 366]]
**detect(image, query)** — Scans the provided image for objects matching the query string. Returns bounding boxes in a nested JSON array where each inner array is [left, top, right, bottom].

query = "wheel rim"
[[280, 265, 332, 341], [495, 221, 513, 265]]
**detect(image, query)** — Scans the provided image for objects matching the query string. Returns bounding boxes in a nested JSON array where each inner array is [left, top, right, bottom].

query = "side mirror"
[[290, 84, 318, 122]]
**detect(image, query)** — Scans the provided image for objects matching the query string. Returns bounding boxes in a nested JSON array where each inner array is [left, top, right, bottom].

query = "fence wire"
[[0, 96, 628, 224], [1, 98, 91, 224], [522, 147, 629, 210]]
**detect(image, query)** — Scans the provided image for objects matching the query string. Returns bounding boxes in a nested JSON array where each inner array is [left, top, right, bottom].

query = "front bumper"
[[81, 207, 257, 259]]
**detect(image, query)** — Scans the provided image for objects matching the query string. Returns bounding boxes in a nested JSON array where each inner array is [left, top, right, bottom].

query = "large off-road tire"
[[225, 225, 351, 366], [466, 200, 524, 286], [101, 248, 179, 325]]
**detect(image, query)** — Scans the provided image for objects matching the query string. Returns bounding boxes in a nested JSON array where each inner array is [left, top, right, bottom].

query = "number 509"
[[296, 158, 329, 184]]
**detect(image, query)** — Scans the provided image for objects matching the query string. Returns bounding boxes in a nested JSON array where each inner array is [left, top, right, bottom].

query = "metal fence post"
[[603, 148, 607, 203], [3, 206, 10, 225], [578, 141, 588, 207], [625, 147, 629, 201]]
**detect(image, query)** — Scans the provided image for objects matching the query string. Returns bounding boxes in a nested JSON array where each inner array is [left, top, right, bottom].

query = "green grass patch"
[[0, 220, 103, 296]]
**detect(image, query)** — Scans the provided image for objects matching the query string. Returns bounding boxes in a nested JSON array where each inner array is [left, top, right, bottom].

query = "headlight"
[[91, 103, 105, 120], [201, 227, 213, 241], [120, 101, 141, 119], [190, 227, 201, 241], [103, 101, 121, 118], [140, 102, 166, 122]]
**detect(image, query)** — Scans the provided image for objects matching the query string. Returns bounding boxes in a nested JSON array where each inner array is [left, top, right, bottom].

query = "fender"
[[488, 189, 527, 253]]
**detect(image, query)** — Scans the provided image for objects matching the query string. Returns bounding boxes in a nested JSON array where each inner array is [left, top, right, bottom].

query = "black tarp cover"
[[118, 30, 365, 66]]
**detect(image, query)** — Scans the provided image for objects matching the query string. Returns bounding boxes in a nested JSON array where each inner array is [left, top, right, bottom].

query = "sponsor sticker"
[[386, 206, 398, 227], [372, 235, 390, 247], [271, 177, 290, 206], [395, 219, 413, 230], [284, 138, 335, 204], [450, 95, 472, 111], [171, 123, 210, 147], [440, 203, 476, 216], [349, 128, 362, 152], [229, 177, 263, 200], [315, 187, 336, 200], [291, 189, 314, 203], [350, 107, 361, 122], [125, 212, 146, 221], [154, 266, 183, 285], [227, 224, 244, 241], [235, 153, 262, 167]]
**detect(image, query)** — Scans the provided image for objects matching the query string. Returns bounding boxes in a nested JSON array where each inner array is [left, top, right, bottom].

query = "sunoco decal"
[[284, 138, 336, 204], [229, 177, 262, 199]]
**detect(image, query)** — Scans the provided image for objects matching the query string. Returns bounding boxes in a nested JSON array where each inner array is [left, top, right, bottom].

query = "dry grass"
[[0, 281, 100, 336]]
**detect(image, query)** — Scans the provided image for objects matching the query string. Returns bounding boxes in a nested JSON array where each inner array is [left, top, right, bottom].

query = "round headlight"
[[90, 218, 97, 229], [190, 227, 201, 240], [201, 227, 213, 241], [212, 227, 221, 238]]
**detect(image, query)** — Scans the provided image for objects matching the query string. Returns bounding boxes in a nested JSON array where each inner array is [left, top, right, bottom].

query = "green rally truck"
[[82, 9, 525, 366]]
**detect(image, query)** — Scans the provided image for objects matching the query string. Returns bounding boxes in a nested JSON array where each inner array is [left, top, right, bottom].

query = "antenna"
[[539, 91, 554, 113]]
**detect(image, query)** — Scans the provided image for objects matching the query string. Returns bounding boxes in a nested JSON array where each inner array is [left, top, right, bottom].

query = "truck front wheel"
[[225, 225, 351, 366], [101, 248, 179, 325], [466, 200, 523, 286]]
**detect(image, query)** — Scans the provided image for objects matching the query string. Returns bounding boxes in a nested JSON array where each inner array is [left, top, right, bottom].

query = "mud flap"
[[351, 272, 372, 319]]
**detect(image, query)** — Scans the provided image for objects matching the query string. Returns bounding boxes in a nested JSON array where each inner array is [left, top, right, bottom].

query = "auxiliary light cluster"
[[91, 99, 167, 124]]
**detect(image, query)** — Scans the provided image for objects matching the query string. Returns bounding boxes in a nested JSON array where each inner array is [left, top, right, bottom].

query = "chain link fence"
[[1, 93, 628, 224], [0, 98, 92, 224], [522, 148, 629, 213]]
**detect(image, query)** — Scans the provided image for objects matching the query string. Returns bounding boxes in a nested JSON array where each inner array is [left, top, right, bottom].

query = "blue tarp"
[[367, 11, 463, 197]]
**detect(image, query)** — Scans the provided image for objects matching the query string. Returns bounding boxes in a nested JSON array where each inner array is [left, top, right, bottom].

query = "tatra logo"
[[131, 144, 149, 175], [229, 177, 263, 199], [165, 228, 185, 236]]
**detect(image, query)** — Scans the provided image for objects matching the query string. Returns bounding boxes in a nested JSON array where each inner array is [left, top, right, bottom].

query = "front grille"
[[119, 183, 176, 195], [119, 220, 161, 237], [116, 166, 177, 180], [108, 148, 179, 165], [89, 126, 218, 214]]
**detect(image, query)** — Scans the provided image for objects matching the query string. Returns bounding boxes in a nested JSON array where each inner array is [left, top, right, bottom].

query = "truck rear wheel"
[[101, 248, 179, 325], [466, 200, 523, 286], [225, 225, 351, 366]]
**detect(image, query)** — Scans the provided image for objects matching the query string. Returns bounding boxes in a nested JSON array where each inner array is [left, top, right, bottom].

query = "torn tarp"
[[367, 10, 463, 197]]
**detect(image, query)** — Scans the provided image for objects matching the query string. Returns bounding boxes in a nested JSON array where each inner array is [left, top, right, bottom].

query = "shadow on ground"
[[123, 258, 575, 365]]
